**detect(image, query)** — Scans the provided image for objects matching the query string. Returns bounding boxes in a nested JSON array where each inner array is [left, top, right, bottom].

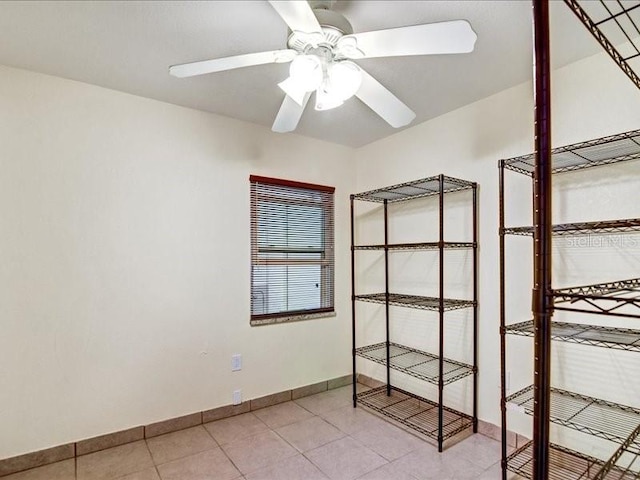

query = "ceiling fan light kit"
[[315, 86, 344, 111], [169, 0, 477, 133], [277, 54, 322, 106], [289, 54, 323, 88], [280, 52, 362, 110], [325, 61, 362, 100]]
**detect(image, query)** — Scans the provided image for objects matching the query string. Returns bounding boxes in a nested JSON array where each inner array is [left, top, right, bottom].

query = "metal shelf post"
[[351, 194, 357, 408], [438, 174, 446, 452], [472, 183, 479, 434], [532, 1, 553, 477], [384, 199, 391, 396]]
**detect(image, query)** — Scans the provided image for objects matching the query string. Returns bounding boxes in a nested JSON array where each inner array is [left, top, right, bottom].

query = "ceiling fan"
[[169, 1, 477, 133]]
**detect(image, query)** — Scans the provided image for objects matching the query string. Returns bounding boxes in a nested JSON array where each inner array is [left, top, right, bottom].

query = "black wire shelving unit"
[[506, 441, 637, 480], [355, 342, 474, 385], [563, 0, 640, 92], [353, 242, 474, 251], [351, 175, 474, 203], [507, 385, 640, 443], [499, 128, 640, 479], [350, 174, 478, 452], [504, 218, 640, 237], [553, 278, 640, 318], [506, 320, 640, 352], [594, 424, 640, 480], [502, 129, 640, 176], [357, 386, 474, 441], [353, 293, 474, 312]]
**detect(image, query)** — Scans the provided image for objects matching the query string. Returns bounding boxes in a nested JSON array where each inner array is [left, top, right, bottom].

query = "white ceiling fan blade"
[[339, 21, 477, 59], [169, 50, 297, 78], [278, 77, 308, 106], [272, 93, 311, 133], [356, 70, 416, 128], [268, 1, 323, 34]]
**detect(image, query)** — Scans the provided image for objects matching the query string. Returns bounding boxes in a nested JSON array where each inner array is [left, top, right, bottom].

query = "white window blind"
[[250, 175, 335, 322]]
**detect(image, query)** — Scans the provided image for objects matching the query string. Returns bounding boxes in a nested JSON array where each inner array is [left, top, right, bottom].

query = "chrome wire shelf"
[[506, 319, 640, 352], [354, 293, 475, 312], [564, 0, 640, 92], [507, 385, 640, 444], [594, 424, 640, 480], [507, 441, 636, 480], [356, 386, 473, 441], [554, 278, 640, 318], [351, 175, 474, 203], [353, 241, 474, 251], [356, 342, 474, 385], [503, 218, 640, 236], [502, 128, 640, 176]]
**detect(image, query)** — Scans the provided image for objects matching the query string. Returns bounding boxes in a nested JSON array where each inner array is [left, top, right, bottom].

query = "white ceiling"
[[0, 1, 603, 147]]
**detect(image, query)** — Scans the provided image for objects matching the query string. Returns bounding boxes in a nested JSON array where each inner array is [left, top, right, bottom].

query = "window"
[[250, 175, 335, 325]]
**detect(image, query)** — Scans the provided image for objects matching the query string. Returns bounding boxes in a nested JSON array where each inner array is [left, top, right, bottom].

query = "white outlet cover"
[[231, 354, 242, 372], [233, 390, 242, 405]]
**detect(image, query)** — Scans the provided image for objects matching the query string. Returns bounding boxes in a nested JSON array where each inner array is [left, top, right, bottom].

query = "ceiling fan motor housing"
[[287, 8, 353, 51], [308, 0, 335, 10]]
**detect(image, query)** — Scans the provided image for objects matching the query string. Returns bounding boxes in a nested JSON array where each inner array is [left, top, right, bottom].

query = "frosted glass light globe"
[[289, 55, 323, 92], [328, 61, 362, 101], [315, 83, 344, 111]]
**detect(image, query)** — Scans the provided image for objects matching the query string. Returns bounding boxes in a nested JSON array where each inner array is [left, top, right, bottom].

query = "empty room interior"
[[1, 1, 640, 479]]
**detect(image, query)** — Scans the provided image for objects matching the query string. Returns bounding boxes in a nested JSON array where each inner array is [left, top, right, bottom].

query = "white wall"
[[353, 49, 640, 459], [2, 42, 640, 462], [0, 65, 355, 459]]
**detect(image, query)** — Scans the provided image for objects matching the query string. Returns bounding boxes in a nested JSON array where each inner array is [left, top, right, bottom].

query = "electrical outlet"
[[233, 390, 242, 405], [506, 371, 511, 393], [231, 354, 242, 371]]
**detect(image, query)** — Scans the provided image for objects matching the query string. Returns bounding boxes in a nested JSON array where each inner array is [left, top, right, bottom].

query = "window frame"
[[249, 175, 335, 326]]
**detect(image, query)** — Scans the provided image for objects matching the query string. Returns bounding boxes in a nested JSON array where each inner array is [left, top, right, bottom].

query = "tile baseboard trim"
[[76, 426, 144, 456], [0, 373, 352, 477], [0, 444, 74, 478], [355, 373, 385, 389], [477, 419, 530, 448]]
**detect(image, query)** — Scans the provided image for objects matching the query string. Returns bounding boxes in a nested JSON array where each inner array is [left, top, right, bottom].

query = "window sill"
[[250, 310, 336, 327]]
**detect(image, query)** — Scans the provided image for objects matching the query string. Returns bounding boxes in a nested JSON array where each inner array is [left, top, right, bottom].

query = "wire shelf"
[[356, 385, 473, 441], [564, 0, 640, 92], [354, 293, 475, 312], [356, 342, 474, 385], [351, 175, 475, 203], [507, 385, 640, 444], [353, 242, 474, 251], [503, 218, 640, 236], [554, 278, 640, 318], [594, 424, 640, 479], [502, 128, 640, 176], [505, 319, 640, 352], [507, 441, 636, 480]]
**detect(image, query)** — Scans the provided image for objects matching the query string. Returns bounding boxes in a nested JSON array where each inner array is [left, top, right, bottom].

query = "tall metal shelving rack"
[[350, 174, 478, 452], [499, 130, 640, 479], [499, 0, 640, 478]]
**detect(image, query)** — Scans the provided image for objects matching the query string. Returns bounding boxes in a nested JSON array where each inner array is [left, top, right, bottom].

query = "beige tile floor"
[[4, 386, 508, 480]]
